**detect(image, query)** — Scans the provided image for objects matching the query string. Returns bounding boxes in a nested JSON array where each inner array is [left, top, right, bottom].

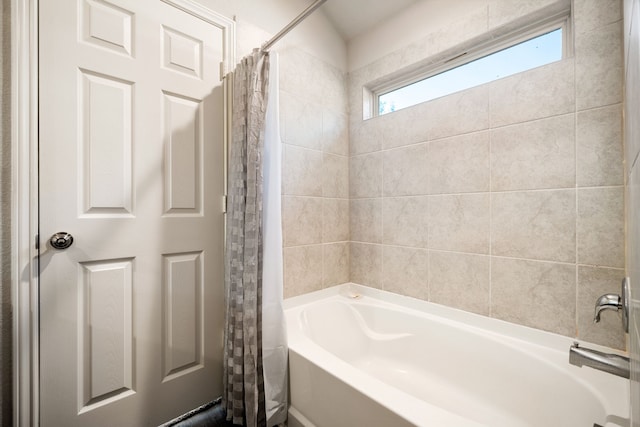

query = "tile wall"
[[278, 48, 350, 298], [348, 0, 626, 348], [624, 0, 640, 423]]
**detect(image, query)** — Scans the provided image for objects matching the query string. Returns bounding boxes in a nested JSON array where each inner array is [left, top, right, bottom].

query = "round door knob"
[[50, 232, 74, 250]]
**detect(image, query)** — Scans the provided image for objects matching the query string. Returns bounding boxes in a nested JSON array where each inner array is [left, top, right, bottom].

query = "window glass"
[[378, 28, 563, 115]]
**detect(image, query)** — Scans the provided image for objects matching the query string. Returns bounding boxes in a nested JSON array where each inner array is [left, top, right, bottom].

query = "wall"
[[624, 0, 640, 423], [279, 47, 349, 298], [194, 0, 347, 71], [347, 0, 486, 72], [348, 0, 626, 349], [193, 0, 350, 299], [1, 0, 11, 424]]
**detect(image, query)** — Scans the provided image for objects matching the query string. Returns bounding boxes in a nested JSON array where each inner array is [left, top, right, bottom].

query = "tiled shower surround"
[[279, 48, 351, 297], [281, 0, 626, 350]]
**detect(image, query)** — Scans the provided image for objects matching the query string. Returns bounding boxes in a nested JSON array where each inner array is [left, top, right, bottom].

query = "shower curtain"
[[261, 53, 288, 427], [223, 49, 288, 427]]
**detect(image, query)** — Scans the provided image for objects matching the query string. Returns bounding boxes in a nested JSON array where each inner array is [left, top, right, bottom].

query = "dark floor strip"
[[162, 398, 236, 427]]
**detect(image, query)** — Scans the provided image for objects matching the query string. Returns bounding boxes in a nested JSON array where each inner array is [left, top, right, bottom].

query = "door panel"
[[163, 92, 203, 214], [79, 69, 134, 216], [162, 251, 203, 379], [39, 0, 226, 425], [78, 258, 135, 412]]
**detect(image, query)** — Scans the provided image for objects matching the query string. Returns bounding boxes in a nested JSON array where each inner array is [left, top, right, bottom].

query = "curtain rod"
[[261, 0, 328, 52]]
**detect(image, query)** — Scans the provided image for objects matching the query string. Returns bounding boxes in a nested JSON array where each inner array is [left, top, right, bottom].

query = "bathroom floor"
[[169, 400, 235, 427]]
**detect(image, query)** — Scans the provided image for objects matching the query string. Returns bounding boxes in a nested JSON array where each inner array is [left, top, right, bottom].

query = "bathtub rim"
[[285, 283, 629, 357]]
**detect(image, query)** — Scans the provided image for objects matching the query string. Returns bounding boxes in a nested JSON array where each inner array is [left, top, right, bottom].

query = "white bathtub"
[[284, 283, 630, 427]]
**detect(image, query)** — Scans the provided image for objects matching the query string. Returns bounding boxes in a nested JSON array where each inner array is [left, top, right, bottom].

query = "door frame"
[[11, 1, 235, 424]]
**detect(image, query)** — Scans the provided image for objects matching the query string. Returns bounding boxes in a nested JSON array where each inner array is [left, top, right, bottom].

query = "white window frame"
[[364, 8, 572, 119]]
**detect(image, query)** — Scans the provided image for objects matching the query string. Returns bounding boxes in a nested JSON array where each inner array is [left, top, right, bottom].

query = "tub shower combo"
[[220, 1, 632, 426]]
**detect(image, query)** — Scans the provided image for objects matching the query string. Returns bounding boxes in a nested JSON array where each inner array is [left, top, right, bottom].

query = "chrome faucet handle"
[[593, 293, 622, 323], [592, 277, 631, 333]]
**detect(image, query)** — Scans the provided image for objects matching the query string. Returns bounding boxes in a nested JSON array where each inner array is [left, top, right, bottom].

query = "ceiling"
[[321, 0, 420, 40]]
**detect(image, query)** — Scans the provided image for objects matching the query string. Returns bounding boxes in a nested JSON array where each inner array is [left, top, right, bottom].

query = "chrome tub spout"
[[569, 342, 630, 379]]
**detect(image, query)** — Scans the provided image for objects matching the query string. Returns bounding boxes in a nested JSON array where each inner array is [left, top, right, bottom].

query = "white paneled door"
[[38, 0, 227, 425]]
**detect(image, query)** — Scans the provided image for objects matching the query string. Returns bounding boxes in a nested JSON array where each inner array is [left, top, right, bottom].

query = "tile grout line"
[[574, 44, 580, 339], [346, 241, 624, 270], [349, 187, 624, 201], [380, 133, 385, 292], [426, 141, 431, 302], [488, 102, 493, 319]]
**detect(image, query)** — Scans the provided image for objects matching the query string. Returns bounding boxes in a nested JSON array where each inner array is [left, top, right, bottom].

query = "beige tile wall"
[[624, 0, 640, 423], [348, 0, 626, 349], [279, 47, 350, 298]]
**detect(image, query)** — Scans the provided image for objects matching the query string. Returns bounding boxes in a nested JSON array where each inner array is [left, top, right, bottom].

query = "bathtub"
[[284, 283, 630, 427]]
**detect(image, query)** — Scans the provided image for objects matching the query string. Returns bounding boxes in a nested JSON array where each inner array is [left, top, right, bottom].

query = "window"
[[369, 13, 570, 117]]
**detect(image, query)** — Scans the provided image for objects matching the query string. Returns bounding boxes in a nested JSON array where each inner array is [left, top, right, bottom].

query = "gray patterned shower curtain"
[[223, 50, 269, 427], [224, 49, 287, 427]]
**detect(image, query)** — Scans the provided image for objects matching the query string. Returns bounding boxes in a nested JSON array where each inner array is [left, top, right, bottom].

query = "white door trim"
[[11, 1, 235, 425], [12, 0, 39, 425], [161, 0, 237, 78]]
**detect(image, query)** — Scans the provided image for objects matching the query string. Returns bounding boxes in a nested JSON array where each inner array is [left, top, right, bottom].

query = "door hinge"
[[220, 61, 225, 81], [35, 234, 39, 250], [222, 195, 227, 213]]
